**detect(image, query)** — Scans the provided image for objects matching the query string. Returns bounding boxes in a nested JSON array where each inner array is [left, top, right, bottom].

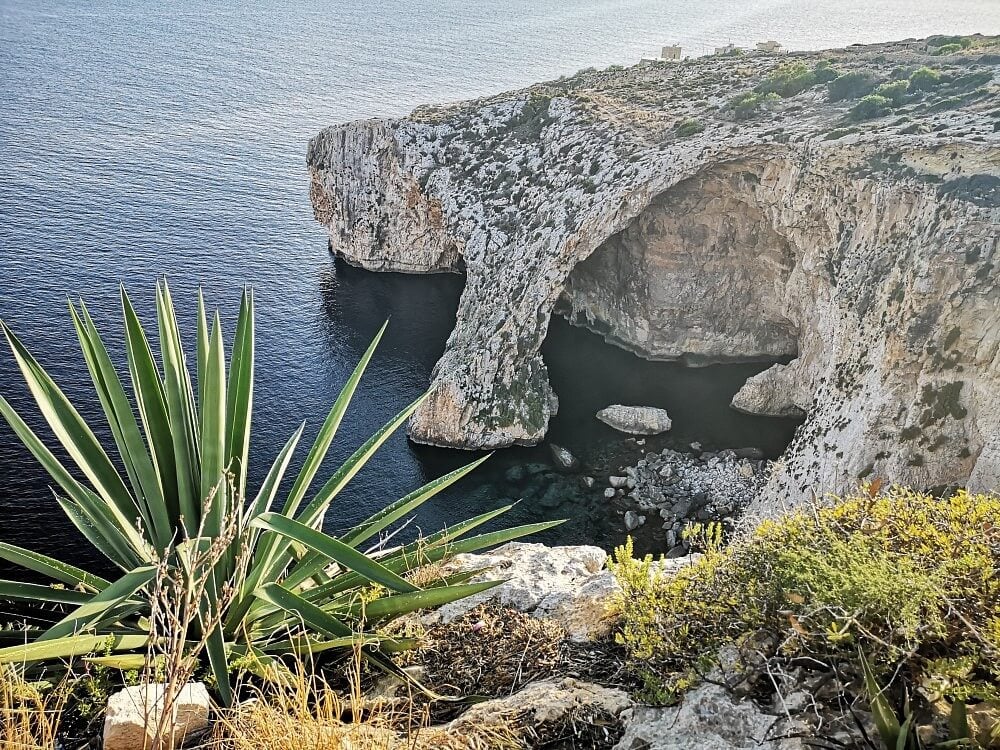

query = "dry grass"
[[212, 649, 521, 750], [418, 602, 564, 699], [0, 666, 65, 750]]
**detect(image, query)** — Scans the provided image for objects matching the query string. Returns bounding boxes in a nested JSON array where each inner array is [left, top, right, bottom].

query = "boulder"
[[624, 510, 645, 531], [430, 542, 617, 642], [549, 443, 581, 471], [451, 678, 631, 739], [596, 405, 672, 435], [614, 681, 806, 750], [104, 683, 211, 750]]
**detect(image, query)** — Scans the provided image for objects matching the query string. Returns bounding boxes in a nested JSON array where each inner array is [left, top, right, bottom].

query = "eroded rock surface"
[[429, 541, 698, 642], [104, 683, 211, 750], [597, 405, 673, 435], [615, 682, 806, 750], [450, 678, 631, 747], [309, 37, 1000, 512]]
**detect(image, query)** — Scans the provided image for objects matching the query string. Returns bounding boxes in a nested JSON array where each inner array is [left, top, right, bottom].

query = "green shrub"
[[849, 93, 892, 121], [813, 59, 840, 84], [932, 43, 963, 56], [927, 35, 974, 51], [675, 118, 705, 137], [755, 62, 817, 98], [828, 71, 877, 101], [609, 487, 1000, 704], [909, 66, 944, 91], [875, 79, 909, 105], [0, 285, 557, 703], [726, 91, 779, 120]]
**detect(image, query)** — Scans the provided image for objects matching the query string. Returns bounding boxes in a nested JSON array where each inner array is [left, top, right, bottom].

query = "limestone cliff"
[[308, 36, 1000, 511]]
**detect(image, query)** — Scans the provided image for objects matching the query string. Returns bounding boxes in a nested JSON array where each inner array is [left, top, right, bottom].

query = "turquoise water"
[[1, 0, 996, 568]]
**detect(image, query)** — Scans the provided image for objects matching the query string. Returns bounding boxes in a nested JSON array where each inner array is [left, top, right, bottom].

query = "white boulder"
[[430, 542, 618, 642], [597, 405, 673, 435], [104, 683, 211, 750], [450, 678, 631, 734], [614, 681, 806, 750]]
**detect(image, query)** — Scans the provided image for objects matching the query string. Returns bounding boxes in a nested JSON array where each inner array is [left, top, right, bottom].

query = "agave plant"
[[0, 282, 559, 703]]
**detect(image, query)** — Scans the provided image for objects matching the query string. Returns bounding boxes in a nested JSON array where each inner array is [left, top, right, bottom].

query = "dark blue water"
[[1, 0, 996, 573]]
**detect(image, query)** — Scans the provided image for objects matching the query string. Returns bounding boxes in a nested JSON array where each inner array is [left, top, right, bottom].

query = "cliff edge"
[[308, 36, 1000, 513]]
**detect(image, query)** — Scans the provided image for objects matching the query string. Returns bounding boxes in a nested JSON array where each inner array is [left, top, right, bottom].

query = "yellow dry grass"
[[212, 650, 521, 750], [0, 666, 64, 750]]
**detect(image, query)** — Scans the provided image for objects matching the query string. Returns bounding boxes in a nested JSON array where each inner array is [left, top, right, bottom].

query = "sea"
[[1, 0, 997, 573]]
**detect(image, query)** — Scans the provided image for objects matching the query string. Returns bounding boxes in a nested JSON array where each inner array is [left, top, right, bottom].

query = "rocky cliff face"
[[308, 36, 1000, 512]]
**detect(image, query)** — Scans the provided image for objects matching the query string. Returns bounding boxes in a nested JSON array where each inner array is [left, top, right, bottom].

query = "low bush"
[[875, 79, 910, 105], [927, 35, 975, 51], [828, 71, 878, 101], [932, 43, 964, 56], [755, 62, 817, 98], [910, 66, 944, 91], [849, 93, 893, 121], [609, 487, 1000, 707], [813, 59, 840, 83], [674, 118, 705, 137], [726, 91, 780, 120]]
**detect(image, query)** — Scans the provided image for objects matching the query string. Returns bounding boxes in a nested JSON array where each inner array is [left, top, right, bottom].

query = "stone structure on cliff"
[[308, 36, 1000, 513]]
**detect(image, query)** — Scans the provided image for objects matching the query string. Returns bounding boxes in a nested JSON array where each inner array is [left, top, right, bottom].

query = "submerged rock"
[[624, 509, 645, 531], [596, 405, 673, 435], [549, 442, 581, 471]]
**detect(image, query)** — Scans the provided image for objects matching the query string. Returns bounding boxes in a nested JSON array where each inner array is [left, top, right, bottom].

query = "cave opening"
[[540, 314, 803, 464]]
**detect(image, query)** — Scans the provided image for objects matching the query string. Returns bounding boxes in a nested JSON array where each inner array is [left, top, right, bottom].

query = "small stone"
[[580, 475, 596, 489], [504, 465, 527, 483], [104, 683, 211, 750], [609, 475, 629, 489], [549, 443, 581, 472], [738, 461, 756, 478], [624, 510, 645, 531], [604, 487, 616, 499], [689, 441, 703, 455], [672, 500, 692, 516]]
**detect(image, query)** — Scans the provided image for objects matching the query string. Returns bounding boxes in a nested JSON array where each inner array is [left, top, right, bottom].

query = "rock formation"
[[596, 405, 673, 435], [309, 36, 1000, 512]]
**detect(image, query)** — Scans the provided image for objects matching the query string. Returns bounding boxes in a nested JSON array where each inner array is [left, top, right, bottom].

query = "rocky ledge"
[[608, 447, 769, 549], [309, 36, 1000, 514]]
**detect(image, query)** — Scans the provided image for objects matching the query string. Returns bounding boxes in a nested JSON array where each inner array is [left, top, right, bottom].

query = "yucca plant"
[[0, 282, 559, 704], [860, 649, 974, 750]]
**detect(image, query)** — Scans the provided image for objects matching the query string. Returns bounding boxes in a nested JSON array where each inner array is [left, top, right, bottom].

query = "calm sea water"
[[1, 0, 997, 571]]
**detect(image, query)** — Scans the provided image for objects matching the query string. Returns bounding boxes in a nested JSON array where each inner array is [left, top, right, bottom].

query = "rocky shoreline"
[[608, 446, 769, 551], [308, 36, 1000, 517]]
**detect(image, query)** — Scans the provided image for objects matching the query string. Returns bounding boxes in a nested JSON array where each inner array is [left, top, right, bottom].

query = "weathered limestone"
[[429, 542, 616, 642], [614, 682, 806, 750], [597, 404, 673, 435], [429, 541, 700, 642], [309, 37, 1000, 512], [103, 683, 211, 750], [450, 678, 632, 740]]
